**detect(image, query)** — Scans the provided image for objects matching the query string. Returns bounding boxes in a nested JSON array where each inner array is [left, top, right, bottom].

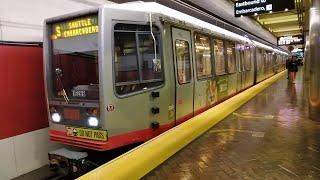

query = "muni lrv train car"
[[44, 2, 288, 151]]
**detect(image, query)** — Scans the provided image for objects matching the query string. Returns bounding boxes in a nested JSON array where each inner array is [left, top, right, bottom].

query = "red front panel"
[[0, 45, 48, 139]]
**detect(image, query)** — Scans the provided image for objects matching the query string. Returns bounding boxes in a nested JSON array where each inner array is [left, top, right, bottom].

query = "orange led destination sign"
[[52, 15, 98, 39]]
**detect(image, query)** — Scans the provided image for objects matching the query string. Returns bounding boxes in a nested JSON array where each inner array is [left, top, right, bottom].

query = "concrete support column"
[[309, 0, 320, 120]]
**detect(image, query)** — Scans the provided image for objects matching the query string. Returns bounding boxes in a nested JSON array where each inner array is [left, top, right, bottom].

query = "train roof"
[[103, 2, 288, 55]]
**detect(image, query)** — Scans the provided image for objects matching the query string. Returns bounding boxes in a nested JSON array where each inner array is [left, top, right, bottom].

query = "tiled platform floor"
[[144, 71, 320, 180]]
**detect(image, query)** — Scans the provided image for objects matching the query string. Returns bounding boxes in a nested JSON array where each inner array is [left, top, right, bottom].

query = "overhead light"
[[269, 11, 273, 13], [285, 8, 289, 12]]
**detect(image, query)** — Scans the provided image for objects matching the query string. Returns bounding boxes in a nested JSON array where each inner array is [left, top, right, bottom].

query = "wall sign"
[[277, 35, 304, 46], [234, 0, 295, 17], [51, 15, 98, 40]]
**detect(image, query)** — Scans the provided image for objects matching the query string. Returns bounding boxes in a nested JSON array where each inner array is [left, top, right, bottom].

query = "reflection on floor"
[[144, 70, 320, 180]]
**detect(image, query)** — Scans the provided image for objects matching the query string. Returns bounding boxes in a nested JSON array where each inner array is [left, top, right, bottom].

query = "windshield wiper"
[[55, 68, 70, 103]]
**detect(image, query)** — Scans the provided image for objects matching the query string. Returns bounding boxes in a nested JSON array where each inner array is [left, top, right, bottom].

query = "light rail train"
[[44, 2, 288, 153]]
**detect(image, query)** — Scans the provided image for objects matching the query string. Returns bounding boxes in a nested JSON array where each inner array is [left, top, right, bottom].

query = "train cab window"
[[114, 32, 139, 83], [138, 33, 162, 81], [114, 23, 163, 95], [194, 34, 212, 79], [175, 40, 191, 84], [225, 41, 236, 73], [213, 39, 226, 75]]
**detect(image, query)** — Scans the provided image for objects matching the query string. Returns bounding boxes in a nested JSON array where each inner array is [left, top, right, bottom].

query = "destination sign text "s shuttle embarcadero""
[[51, 15, 98, 39]]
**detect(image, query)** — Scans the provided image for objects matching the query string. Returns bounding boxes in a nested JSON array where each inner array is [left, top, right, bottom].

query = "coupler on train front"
[[48, 148, 94, 177]]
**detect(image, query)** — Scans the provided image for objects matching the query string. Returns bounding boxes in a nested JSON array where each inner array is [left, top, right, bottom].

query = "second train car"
[[44, 2, 288, 152]]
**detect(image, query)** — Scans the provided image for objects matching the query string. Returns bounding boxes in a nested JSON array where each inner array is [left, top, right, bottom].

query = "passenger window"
[[114, 24, 163, 95], [225, 41, 236, 73], [194, 34, 212, 79], [213, 39, 226, 75], [175, 40, 191, 84]]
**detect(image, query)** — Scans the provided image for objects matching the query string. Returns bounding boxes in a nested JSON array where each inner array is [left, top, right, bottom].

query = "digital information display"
[[234, 0, 295, 17], [51, 15, 98, 39], [277, 35, 304, 46]]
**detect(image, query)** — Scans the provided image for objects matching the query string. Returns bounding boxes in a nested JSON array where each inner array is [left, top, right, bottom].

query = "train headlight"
[[51, 113, 61, 123], [88, 117, 99, 127]]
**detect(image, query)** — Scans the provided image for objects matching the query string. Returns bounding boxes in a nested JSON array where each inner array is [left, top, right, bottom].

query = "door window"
[[213, 39, 226, 75], [244, 47, 252, 70], [175, 40, 191, 84], [225, 41, 236, 73]]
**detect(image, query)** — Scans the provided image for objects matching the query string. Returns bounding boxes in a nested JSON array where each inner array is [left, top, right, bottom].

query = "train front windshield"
[[50, 15, 99, 101]]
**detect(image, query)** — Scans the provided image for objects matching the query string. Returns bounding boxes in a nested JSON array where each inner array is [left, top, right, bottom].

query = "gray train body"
[[43, 2, 287, 151]]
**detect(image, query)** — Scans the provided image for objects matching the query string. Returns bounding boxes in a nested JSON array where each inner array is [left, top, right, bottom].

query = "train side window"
[[213, 39, 226, 75], [175, 40, 191, 84], [194, 34, 212, 79], [225, 41, 236, 73], [114, 23, 163, 96]]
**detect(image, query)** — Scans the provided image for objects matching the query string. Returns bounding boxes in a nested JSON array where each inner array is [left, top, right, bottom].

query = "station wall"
[[0, 0, 111, 179], [0, 45, 47, 139]]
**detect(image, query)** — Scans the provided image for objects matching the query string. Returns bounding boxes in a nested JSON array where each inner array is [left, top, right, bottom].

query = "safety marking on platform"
[[232, 112, 274, 120], [209, 129, 265, 138]]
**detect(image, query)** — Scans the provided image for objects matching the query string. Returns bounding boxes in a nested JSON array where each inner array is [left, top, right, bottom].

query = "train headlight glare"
[[52, 113, 61, 123], [88, 117, 98, 127]]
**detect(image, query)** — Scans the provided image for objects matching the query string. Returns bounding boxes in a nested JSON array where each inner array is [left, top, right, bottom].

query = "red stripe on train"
[[50, 87, 257, 151]]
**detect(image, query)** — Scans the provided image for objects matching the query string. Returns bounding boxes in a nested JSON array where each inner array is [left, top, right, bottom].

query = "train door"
[[240, 49, 246, 89], [171, 27, 194, 124], [236, 44, 242, 92]]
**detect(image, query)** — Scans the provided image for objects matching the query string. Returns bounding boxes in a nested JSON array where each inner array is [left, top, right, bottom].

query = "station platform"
[[143, 70, 320, 179]]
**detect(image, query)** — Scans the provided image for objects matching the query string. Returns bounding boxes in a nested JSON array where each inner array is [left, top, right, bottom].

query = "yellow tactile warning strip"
[[78, 71, 286, 180]]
